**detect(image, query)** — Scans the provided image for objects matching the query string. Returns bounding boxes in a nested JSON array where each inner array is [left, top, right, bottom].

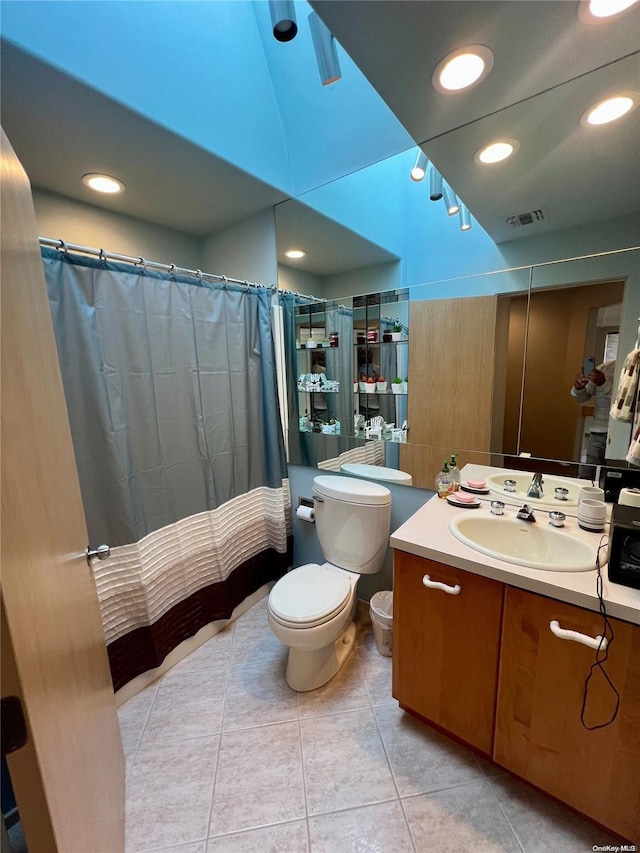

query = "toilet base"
[[285, 621, 357, 692]]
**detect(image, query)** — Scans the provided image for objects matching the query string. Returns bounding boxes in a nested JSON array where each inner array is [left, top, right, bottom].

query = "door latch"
[[86, 544, 111, 563]]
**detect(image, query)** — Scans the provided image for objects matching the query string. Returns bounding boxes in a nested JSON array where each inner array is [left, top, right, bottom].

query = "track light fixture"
[[429, 167, 443, 201], [309, 11, 342, 85], [442, 183, 460, 216], [459, 203, 472, 231], [410, 151, 428, 182], [269, 0, 298, 42]]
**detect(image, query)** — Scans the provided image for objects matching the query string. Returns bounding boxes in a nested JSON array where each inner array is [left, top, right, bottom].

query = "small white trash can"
[[369, 591, 393, 657]]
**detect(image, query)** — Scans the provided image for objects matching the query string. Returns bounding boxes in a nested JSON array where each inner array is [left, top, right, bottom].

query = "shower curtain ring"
[[243, 279, 250, 292], [138, 257, 147, 270], [57, 239, 68, 255], [195, 269, 203, 279], [98, 248, 107, 264], [168, 263, 177, 276]]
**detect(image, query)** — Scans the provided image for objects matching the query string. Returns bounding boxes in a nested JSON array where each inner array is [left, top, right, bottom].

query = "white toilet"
[[268, 475, 391, 692]]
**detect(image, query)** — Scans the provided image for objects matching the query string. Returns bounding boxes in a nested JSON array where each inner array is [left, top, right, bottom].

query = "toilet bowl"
[[268, 475, 391, 691]]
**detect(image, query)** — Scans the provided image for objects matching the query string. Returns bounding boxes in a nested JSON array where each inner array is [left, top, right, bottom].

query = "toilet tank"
[[312, 475, 391, 574]]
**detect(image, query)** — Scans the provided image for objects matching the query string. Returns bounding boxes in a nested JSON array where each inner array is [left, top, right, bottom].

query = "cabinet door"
[[495, 587, 640, 841], [392, 553, 504, 754]]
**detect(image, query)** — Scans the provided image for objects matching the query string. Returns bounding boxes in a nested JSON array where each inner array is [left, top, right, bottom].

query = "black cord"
[[580, 538, 620, 730]]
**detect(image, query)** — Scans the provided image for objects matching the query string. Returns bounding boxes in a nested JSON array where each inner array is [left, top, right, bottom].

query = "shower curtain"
[[43, 248, 292, 690]]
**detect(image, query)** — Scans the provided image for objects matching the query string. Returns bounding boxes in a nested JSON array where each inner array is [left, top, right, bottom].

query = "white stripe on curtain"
[[317, 441, 386, 472], [94, 480, 291, 644]]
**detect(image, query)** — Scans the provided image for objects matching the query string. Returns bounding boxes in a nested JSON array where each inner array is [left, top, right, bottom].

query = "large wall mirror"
[[275, 153, 639, 489]]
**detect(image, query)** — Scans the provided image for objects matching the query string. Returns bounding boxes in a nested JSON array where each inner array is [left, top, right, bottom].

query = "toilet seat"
[[269, 563, 352, 628]]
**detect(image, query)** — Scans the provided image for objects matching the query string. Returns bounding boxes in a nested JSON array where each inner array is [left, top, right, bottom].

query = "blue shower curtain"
[[43, 248, 291, 689]]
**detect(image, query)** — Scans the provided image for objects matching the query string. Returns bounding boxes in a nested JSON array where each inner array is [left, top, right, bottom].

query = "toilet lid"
[[269, 563, 351, 625]]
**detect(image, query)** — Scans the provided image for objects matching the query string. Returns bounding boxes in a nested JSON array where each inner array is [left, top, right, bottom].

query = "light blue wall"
[[253, 0, 413, 196], [323, 261, 402, 301], [33, 188, 203, 269], [291, 148, 506, 286], [201, 209, 278, 285], [278, 264, 323, 296]]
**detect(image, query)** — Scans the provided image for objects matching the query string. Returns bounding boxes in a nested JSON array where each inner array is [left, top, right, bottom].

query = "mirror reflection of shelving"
[[353, 291, 409, 433], [294, 303, 344, 433]]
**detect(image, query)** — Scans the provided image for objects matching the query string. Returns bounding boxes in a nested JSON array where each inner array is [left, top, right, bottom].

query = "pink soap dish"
[[447, 494, 480, 509], [453, 491, 476, 503], [466, 479, 486, 489]]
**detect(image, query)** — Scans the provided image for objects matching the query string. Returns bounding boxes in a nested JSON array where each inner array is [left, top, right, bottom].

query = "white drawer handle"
[[549, 620, 608, 650], [422, 574, 461, 595]]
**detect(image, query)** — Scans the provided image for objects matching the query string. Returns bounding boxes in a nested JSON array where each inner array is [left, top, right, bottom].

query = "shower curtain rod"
[[38, 237, 326, 304]]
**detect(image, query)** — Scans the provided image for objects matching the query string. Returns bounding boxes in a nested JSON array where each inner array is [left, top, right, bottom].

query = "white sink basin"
[[449, 511, 599, 572], [485, 472, 581, 508]]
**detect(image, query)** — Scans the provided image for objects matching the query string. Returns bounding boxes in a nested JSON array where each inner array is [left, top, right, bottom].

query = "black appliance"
[[599, 465, 640, 503], [608, 503, 640, 590]]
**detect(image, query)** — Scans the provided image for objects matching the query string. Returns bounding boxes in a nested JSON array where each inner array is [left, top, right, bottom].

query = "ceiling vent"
[[505, 208, 548, 228]]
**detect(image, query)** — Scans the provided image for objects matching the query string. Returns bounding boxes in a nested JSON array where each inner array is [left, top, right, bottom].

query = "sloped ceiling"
[[1, 0, 638, 266], [310, 0, 640, 243]]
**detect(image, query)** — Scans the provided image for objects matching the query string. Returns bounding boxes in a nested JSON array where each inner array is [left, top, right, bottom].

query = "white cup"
[[578, 486, 604, 504], [577, 499, 607, 530]]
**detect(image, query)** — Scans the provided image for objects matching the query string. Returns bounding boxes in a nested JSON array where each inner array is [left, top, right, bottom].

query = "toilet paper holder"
[[298, 496, 314, 508]]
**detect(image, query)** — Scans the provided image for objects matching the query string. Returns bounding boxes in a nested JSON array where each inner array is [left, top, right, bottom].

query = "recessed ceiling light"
[[582, 94, 637, 125], [82, 173, 125, 194], [586, 0, 638, 18], [432, 45, 494, 94], [474, 139, 520, 165], [285, 249, 306, 259]]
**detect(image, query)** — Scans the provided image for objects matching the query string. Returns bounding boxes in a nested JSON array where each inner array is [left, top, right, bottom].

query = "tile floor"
[[120, 595, 620, 853]]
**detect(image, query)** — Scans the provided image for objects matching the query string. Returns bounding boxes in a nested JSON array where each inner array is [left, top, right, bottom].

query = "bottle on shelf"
[[435, 461, 454, 499], [449, 454, 460, 492]]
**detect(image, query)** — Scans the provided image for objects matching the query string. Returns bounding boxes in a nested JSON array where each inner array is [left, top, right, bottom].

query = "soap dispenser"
[[436, 461, 454, 499], [449, 454, 460, 492]]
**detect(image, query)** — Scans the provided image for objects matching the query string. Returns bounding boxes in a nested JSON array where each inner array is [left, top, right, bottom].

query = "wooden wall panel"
[[405, 296, 499, 486]]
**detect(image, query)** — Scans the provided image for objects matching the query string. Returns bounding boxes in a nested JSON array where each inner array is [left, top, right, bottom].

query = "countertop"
[[390, 494, 640, 626]]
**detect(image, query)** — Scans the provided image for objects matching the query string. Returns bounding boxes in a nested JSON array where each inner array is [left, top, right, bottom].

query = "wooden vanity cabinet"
[[392, 552, 504, 754], [495, 586, 640, 842], [393, 551, 640, 839]]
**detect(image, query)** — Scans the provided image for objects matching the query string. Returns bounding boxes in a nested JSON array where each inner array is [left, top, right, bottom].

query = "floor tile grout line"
[[484, 774, 528, 853], [370, 701, 418, 853], [127, 832, 208, 853], [397, 797, 420, 853], [306, 794, 403, 821], [297, 716, 312, 851], [128, 680, 161, 765], [204, 641, 233, 843], [398, 778, 489, 804]]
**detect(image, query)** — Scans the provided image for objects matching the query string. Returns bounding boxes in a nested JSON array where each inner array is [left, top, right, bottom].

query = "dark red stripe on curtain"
[[107, 539, 292, 691]]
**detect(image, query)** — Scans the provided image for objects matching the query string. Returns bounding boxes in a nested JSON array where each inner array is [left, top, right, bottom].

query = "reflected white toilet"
[[268, 475, 391, 692]]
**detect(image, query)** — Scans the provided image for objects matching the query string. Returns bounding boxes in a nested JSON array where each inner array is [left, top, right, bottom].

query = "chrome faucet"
[[526, 472, 544, 499], [517, 503, 536, 522]]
